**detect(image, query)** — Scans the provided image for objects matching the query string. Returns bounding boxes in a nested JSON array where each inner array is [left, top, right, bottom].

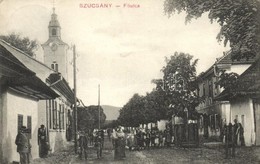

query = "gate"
[[172, 116, 199, 147]]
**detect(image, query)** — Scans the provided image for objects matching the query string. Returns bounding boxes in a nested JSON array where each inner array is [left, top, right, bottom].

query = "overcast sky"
[[0, 0, 229, 107]]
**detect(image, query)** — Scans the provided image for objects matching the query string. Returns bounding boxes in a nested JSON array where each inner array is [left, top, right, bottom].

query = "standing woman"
[[38, 124, 48, 158], [114, 126, 126, 160], [236, 123, 245, 146]]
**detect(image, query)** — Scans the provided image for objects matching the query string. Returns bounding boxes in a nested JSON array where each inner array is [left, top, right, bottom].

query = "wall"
[[1, 89, 39, 163], [43, 45, 69, 81], [49, 130, 67, 152], [230, 97, 255, 146], [228, 64, 251, 75], [0, 85, 6, 163], [254, 102, 260, 145]]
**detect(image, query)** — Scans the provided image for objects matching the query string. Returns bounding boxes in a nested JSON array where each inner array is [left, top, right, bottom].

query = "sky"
[[0, 0, 229, 107]]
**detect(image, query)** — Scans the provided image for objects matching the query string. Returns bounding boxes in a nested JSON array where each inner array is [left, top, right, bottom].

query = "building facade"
[[215, 58, 260, 146], [0, 44, 58, 163], [0, 8, 75, 162], [196, 52, 254, 140]]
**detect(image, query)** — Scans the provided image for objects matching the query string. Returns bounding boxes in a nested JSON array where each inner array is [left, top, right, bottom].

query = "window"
[[203, 83, 206, 97], [48, 100, 52, 129], [210, 114, 216, 130], [61, 105, 65, 130], [241, 115, 245, 127], [199, 115, 204, 130], [58, 104, 61, 130], [52, 29, 56, 36], [235, 115, 238, 122], [27, 116, 32, 139], [53, 100, 57, 129], [215, 114, 220, 130], [214, 82, 218, 95], [209, 80, 213, 98], [51, 62, 58, 71], [18, 114, 23, 133]]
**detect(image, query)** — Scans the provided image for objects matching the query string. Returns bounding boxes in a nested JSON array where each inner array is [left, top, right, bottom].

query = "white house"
[[196, 51, 255, 140], [215, 58, 260, 146], [0, 44, 59, 163]]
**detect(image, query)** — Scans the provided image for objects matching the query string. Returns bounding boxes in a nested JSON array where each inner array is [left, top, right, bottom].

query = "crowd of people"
[[14, 119, 246, 163], [120, 126, 173, 151]]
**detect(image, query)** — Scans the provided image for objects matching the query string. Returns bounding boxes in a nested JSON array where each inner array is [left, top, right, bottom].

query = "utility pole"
[[98, 84, 100, 130], [73, 45, 78, 153]]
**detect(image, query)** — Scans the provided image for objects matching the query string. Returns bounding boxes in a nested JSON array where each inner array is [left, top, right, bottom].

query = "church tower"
[[42, 8, 69, 81]]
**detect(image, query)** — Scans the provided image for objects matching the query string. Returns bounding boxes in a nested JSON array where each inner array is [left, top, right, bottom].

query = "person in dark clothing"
[[38, 124, 48, 158], [100, 129, 105, 147], [15, 126, 31, 164], [150, 130, 156, 147], [78, 131, 88, 160], [94, 130, 103, 159], [236, 123, 245, 146], [224, 123, 235, 158], [233, 119, 239, 146], [164, 128, 171, 147], [107, 128, 112, 141], [114, 127, 126, 160], [145, 130, 151, 149]]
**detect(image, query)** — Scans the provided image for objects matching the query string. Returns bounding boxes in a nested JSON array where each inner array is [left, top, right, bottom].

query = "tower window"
[[52, 29, 56, 36], [51, 62, 58, 71]]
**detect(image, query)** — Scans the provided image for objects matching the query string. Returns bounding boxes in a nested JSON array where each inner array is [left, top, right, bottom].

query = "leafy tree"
[[78, 105, 106, 130], [77, 107, 93, 131], [0, 33, 38, 57], [144, 89, 168, 122], [216, 71, 239, 91], [164, 0, 260, 60], [117, 94, 146, 127], [153, 52, 200, 119]]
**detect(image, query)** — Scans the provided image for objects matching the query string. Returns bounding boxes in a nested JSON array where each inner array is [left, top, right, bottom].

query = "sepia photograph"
[[0, 0, 260, 163]]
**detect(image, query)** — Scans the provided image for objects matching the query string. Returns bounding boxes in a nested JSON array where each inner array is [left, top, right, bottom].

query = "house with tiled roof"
[[215, 57, 260, 146], [196, 51, 255, 140], [0, 44, 59, 163]]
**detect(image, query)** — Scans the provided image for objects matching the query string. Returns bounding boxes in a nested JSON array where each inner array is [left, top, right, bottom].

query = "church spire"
[[48, 7, 61, 39]]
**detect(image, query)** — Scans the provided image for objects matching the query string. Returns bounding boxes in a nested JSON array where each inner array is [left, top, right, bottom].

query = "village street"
[[32, 135, 260, 164]]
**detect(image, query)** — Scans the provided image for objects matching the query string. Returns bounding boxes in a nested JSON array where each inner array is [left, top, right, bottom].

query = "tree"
[[153, 52, 200, 119], [144, 89, 168, 122], [85, 105, 106, 128], [164, 0, 260, 60], [77, 107, 93, 131], [216, 70, 239, 91], [0, 33, 38, 57], [117, 94, 146, 127]]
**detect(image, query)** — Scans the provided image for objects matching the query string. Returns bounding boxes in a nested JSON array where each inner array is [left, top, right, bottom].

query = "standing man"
[[233, 119, 239, 146], [78, 131, 88, 160], [38, 124, 48, 158], [15, 126, 31, 164]]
